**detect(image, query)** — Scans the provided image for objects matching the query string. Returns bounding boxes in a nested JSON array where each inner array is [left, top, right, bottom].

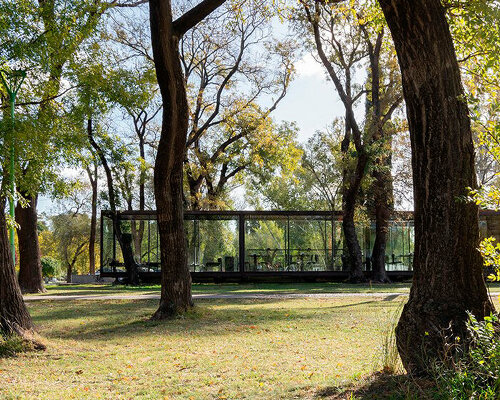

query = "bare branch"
[[110, 0, 149, 8], [173, 0, 227, 38]]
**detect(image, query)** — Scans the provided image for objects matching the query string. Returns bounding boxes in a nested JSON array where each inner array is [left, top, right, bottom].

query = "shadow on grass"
[[28, 296, 402, 343], [314, 371, 438, 400], [39, 284, 160, 296], [38, 282, 416, 297]]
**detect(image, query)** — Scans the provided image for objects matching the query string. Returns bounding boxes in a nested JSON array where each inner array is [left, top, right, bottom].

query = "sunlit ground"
[[5, 285, 500, 399], [2, 296, 406, 399]]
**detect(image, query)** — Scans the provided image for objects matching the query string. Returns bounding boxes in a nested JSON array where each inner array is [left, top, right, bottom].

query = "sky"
[[273, 53, 345, 142]]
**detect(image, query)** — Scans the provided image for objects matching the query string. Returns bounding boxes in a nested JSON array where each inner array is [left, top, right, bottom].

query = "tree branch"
[[109, 0, 149, 8], [173, 0, 227, 38]]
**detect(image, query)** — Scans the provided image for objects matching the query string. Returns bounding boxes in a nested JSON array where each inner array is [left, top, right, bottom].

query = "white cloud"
[[295, 53, 325, 79]]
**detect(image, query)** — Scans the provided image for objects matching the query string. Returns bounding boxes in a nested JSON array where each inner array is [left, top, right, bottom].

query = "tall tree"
[[87, 117, 140, 285], [298, 0, 402, 282], [149, 0, 227, 318], [0, 0, 109, 293], [180, 1, 295, 210], [378, 0, 493, 374], [0, 114, 34, 340], [52, 213, 90, 283], [99, 67, 159, 257], [72, 51, 158, 283], [0, 202, 34, 337]]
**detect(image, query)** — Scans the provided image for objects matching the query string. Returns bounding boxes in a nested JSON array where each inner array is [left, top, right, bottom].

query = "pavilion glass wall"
[[101, 215, 160, 273], [185, 215, 239, 272], [382, 220, 414, 271], [101, 214, 116, 273], [331, 219, 414, 271], [244, 215, 335, 272], [101, 212, 418, 274]]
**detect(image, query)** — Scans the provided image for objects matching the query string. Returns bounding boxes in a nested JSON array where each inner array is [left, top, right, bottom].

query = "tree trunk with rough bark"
[[379, 0, 494, 375], [149, 0, 192, 318], [0, 202, 33, 335], [342, 204, 364, 281], [66, 261, 72, 284], [149, 0, 227, 318], [15, 193, 45, 293], [341, 122, 367, 282]]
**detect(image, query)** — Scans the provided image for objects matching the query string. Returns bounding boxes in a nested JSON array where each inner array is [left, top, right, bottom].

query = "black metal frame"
[[100, 209, 420, 282]]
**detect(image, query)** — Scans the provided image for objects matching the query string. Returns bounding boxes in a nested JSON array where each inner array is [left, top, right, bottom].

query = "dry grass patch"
[[1, 296, 404, 399]]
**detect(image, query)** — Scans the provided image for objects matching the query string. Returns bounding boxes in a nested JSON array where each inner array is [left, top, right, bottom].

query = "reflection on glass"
[[384, 220, 414, 271], [245, 216, 287, 271], [101, 212, 420, 275], [101, 215, 114, 273], [244, 216, 336, 272], [186, 217, 239, 272], [288, 217, 333, 271]]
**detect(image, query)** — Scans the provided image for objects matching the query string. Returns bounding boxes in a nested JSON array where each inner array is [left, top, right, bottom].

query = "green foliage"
[[41, 256, 61, 279], [479, 237, 500, 282], [51, 212, 90, 274], [451, 1, 500, 197], [249, 124, 343, 210], [433, 313, 500, 399], [0, 0, 111, 199]]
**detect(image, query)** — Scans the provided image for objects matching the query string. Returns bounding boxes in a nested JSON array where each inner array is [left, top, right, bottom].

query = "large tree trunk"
[[114, 222, 139, 285], [149, 0, 193, 318], [15, 192, 45, 293], [66, 262, 72, 284], [342, 199, 364, 281], [0, 202, 33, 335], [379, 0, 493, 375]]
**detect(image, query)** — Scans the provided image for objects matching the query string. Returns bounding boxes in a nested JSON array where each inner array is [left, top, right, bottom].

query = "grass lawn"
[[1, 295, 408, 399], [24, 282, 415, 297], [24, 281, 500, 298]]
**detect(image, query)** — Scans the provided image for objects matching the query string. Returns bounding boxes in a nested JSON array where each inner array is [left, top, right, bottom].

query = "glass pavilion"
[[101, 210, 425, 281]]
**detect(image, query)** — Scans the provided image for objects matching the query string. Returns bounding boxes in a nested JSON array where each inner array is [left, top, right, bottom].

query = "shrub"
[[433, 313, 500, 399], [41, 256, 61, 279]]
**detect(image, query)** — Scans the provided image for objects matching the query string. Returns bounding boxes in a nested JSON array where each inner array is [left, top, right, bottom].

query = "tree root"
[[150, 301, 193, 321], [9, 322, 46, 351]]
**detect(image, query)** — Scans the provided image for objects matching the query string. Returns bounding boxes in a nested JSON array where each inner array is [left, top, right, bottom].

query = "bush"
[[41, 257, 61, 279], [434, 313, 500, 399]]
